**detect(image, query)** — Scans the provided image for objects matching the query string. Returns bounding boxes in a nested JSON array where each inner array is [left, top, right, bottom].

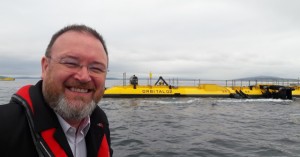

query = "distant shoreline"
[[2, 75, 299, 81]]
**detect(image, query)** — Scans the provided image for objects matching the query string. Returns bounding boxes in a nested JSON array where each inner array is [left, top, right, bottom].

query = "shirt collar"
[[55, 113, 91, 136]]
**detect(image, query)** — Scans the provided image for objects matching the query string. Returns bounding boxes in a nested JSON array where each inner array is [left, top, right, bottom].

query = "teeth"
[[70, 87, 88, 93]]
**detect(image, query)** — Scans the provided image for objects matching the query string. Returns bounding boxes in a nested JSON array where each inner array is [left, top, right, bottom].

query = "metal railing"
[[105, 77, 300, 88]]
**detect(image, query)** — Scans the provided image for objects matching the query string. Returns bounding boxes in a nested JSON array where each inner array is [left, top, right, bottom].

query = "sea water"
[[1, 79, 300, 157]]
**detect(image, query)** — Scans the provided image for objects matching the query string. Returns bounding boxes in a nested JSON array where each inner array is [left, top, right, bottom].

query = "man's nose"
[[74, 66, 92, 82]]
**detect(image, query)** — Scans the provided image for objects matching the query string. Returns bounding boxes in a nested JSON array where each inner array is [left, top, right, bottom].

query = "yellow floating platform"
[[104, 84, 236, 98], [0, 77, 15, 81], [104, 76, 299, 99]]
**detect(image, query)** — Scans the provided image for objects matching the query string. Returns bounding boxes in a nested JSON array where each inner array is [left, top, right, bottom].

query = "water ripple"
[[101, 97, 300, 157]]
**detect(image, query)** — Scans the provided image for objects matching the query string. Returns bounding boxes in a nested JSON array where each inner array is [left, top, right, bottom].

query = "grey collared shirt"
[[56, 113, 90, 157]]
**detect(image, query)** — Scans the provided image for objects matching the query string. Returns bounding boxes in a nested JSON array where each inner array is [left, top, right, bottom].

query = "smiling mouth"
[[65, 81, 95, 93], [69, 87, 91, 93]]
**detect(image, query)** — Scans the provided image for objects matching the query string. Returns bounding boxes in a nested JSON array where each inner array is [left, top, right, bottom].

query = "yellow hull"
[[232, 84, 297, 98], [104, 83, 299, 99], [104, 84, 236, 98], [291, 86, 300, 97], [231, 86, 263, 97], [0, 77, 15, 81]]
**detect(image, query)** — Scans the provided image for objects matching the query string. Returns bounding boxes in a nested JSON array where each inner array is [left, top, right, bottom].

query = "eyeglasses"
[[47, 56, 108, 77]]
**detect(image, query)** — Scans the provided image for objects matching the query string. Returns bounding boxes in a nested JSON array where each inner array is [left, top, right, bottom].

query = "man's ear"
[[41, 57, 49, 79]]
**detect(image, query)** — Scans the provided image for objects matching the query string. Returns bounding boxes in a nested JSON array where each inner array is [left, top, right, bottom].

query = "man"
[[0, 25, 113, 157]]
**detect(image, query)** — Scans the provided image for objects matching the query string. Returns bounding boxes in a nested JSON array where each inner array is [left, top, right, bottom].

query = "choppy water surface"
[[1, 79, 300, 157], [101, 98, 300, 157]]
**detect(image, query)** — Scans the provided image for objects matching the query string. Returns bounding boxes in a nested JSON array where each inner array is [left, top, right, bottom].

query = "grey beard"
[[51, 95, 97, 121]]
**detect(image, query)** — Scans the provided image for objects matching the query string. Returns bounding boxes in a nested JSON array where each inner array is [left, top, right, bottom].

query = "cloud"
[[1, 0, 300, 79]]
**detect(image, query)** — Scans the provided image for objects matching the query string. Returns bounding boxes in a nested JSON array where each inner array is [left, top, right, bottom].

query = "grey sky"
[[0, 0, 299, 79]]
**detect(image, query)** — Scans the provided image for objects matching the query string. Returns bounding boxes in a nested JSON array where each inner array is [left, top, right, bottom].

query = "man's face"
[[41, 31, 108, 120]]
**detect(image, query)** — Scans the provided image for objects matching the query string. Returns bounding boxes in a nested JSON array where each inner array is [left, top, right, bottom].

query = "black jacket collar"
[[29, 80, 73, 156], [28, 80, 109, 157]]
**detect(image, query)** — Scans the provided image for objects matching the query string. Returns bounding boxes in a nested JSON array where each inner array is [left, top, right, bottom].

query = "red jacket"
[[0, 80, 113, 157]]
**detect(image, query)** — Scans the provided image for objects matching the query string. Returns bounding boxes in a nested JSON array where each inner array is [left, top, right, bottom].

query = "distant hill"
[[0, 76, 13, 78], [6, 75, 299, 81], [235, 76, 297, 81], [106, 77, 122, 80], [14, 76, 40, 79], [107, 76, 299, 81]]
